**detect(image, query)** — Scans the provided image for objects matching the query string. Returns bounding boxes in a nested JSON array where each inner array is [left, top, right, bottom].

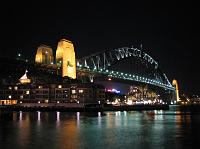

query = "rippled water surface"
[[1, 106, 200, 149]]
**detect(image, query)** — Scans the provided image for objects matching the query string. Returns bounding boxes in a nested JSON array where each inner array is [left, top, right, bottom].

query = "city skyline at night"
[[1, 2, 200, 149], [1, 1, 199, 95]]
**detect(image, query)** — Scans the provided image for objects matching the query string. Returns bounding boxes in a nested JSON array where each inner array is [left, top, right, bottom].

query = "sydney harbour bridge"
[[76, 46, 174, 91], [32, 39, 177, 101]]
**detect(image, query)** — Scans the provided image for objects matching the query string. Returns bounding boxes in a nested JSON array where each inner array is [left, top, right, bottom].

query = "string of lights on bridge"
[[77, 64, 175, 91]]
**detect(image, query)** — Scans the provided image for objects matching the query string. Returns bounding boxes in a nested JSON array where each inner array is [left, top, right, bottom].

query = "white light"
[[126, 99, 133, 105], [57, 101, 60, 104], [8, 95, 12, 99], [56, 111, 60, 122], [26, 90, 30, 95], [38, 101, 40, 104], [72, 90, 76, 94], [79, 89, 84, 93]]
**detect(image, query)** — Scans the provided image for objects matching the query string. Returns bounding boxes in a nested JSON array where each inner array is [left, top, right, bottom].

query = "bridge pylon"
[[56, 39, 76, 79]]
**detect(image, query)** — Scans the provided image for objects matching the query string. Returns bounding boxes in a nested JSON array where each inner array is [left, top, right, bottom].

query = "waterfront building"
[[35, 44, 54, 65], [0, 83, 105, 105]]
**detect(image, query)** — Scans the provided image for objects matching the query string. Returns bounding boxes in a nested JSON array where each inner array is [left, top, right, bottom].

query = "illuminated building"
[[19, 70, 31, 84], [0, 83, 105, 104], [0, 100, 17, 105], [56, 39, 76, 79], [35, 44, 54, 64], [172, 79, 180, 102]]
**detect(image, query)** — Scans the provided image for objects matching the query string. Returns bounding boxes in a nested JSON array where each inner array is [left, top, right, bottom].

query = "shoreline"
[[0, 104, 169, 112]]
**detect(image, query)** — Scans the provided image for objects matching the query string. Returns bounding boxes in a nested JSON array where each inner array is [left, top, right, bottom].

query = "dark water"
[[0, 106, 200, 149]]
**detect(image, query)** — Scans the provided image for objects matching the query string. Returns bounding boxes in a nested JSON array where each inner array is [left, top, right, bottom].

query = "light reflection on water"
[[0, 109, 200, 149]]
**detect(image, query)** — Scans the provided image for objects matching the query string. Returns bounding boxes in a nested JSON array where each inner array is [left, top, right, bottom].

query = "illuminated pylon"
[[172, 79, 180, 102], [35, 44, 54, 64], [56, 39, 76, 79]]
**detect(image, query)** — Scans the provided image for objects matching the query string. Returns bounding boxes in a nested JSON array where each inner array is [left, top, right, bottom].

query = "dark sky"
[[1, 1, 199, 95]]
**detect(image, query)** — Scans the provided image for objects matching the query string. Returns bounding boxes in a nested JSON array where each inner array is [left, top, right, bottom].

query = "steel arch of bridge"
[[77, 46, 175, 91]]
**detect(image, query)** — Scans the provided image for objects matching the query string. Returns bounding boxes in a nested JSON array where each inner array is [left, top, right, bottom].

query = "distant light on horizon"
[[107, 88, 120, 94]]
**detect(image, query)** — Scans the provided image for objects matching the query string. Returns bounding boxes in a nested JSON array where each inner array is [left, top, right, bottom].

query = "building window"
[[20, 95, 23, 99], [72, 90, 76, 94], [26, 90, 30, 95], [71, 95, 77, 99], [79, 89, 83, 93], [14, 86, 18, 90], [39, 86, 43, 89]]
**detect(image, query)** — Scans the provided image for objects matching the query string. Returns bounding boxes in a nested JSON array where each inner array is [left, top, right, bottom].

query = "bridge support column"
[[172, 79, 180, 103]]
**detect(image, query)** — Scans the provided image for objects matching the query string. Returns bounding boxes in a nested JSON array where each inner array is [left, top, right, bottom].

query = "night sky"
[[1, 1, 199, 95]]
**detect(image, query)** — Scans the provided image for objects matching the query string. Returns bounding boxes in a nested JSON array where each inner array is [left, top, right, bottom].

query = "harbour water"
[[0, 106, 200, 149]]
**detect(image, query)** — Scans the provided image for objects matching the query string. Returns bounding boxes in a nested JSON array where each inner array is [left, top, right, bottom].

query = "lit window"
[[20, 95, 23, 99], [14, 86, 18, 90], [39, 86, 42, 89], [58, 85, 62, 88], [72, 90, 76, 94], [26, 90, 30, 95], [79, 89, 83, 93]]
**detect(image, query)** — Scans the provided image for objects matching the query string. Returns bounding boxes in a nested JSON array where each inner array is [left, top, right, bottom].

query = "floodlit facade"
[[35, 44, 54, 64], [172, 79, 180, 102], [56, 39, 76, 79]]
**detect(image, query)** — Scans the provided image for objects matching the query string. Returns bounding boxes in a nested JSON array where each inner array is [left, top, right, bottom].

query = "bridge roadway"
[[77, 66, 175, 91]]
